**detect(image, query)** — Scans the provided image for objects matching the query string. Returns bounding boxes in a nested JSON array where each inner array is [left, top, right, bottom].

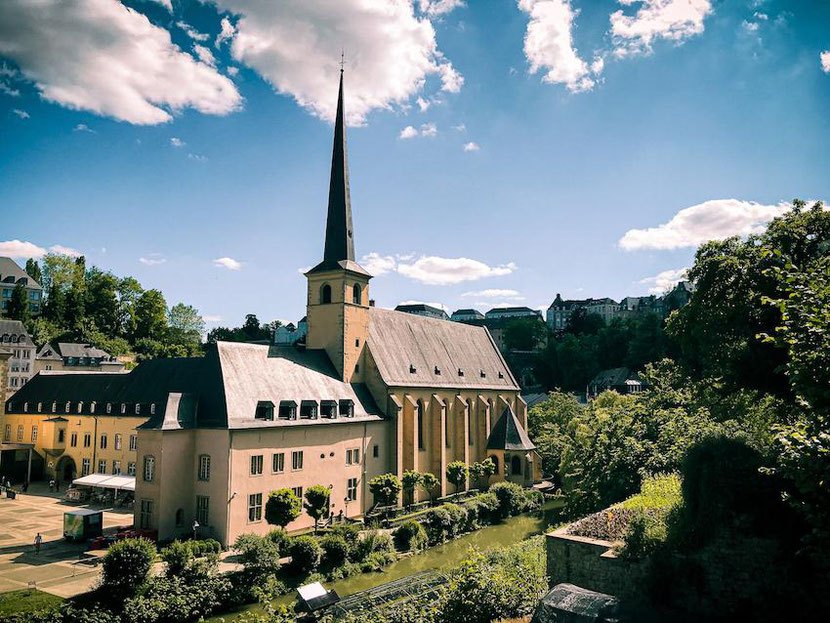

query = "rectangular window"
[[373, 444, 379, 458], [250, 455, 263, 476], [299, 401, 318, 419], [339, 400, 354, 417], [291, 486, 303, 499], [82, 458, 91, 476], [16, 425, 23, 441], [346, 477, 358, 501], [70, 432, 78, 447], [196, 495, 209, 525], [99, 434, 107, 450], [114, 434, 122, 450], [31, 425, 37, 442], [127, 462, 136, 476], [112, 460, 121, 475], [83, 433, 91, 448], [139, 500, 153, 529], [4, 424, 10, 442], [346, 448, 360, 465], [248, 493, 262, 522], [199, 455, 211, 481], [143, 456, 155, 482], [291, 450, 304, 471], [97, 460, 107, 474], [254, 402, 274, 420], [272, 452, 284, 473], [129, 435, 138, 451], [58, 429, 65, 443]]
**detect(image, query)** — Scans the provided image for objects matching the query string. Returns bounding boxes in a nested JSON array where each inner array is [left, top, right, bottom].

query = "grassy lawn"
[[0, 589, 64, 616]]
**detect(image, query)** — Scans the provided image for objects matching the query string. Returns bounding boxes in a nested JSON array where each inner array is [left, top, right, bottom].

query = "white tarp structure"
[[72, 474, 135, 492]]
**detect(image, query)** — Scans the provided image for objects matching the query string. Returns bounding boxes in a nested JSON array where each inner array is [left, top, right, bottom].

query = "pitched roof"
[[485, 306, 541, 317], [0, 257, 41, 289], [0, 319, 33, 345], [589, 367, 642, 388], [367, 307, 519, 390], [486, 406, 535, 451], [55, 343, 113, 359], [451, 308, 482, 316]]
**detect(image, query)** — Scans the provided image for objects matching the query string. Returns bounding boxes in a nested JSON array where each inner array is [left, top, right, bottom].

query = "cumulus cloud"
[[49, 245, 82, 257], [462, 289, 524, 299], [400, 125, 419, 139], [12, 109, 29, 119], [0, 0, 242, 125], [821, 51, 830, 73], [399, 123, 437, 139], [74, 123, 95, 132], [176, 21, 209, 42], [213, 256, 243, 270], [170, 137, 185, 147], [0, 81, 20, 97], [463, 141, 479, 151], [418, 0, 465, 17], [416, 96, 431, 112], [139, 255, 166, 266], [639, 267, 689, 294], [187, 153, 208, 162], [145, 0, 172, 11], [420, 122, 437, 137], [211, 0, 462, 124], [610, 0, 713, 57], [519, 0, 602, 93], [361, 252, 398, 276], [193, 44, 217, 67], [0, 240, 47, 259], [397, 256, 516, 285], [202, 314, 223, 323], [215, 17, 236, 47], [619, 199, 791, 251], [453, 123, 466, 132]]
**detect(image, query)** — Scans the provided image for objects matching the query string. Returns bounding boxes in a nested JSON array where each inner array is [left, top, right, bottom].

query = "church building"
[[2, 72, 540, 546]]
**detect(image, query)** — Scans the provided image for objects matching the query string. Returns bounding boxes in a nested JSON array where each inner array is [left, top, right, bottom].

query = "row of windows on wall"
[[80, 458, 136, 477], [415, 399, 488, 450], [8, 400, 157, 416], [254, 399, 354, 421], [1, 425, 137, 451], [319, 282, 363, 305], [247, 477, 359, 523]]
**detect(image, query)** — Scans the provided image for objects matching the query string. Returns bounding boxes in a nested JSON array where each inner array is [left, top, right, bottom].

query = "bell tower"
[[305, 68, 371, 382]]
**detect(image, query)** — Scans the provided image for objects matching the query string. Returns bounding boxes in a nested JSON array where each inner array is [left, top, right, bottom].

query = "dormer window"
[[480, 370, 486, 378], [77, 402, 83, 413], [321, 400, 337, 419], [278, 400, 297, 420], [458, 368, 464, 377], [434, 366, 441, 375], [90, 401, 96, 414], [121, 403, 126, 414], [65, 401, 70, 413], [135, 404, 141, 415], [37, 402, 42, 413], [150, 403, 156, 415], [339, 399, 354, 418], [23, 402, 28, 413], [409, 364, 416, 374], [255, 401, 275, 421], [300, 400, 318, 419], [498, 372, 504, 379], [106, 403, 112, 414]]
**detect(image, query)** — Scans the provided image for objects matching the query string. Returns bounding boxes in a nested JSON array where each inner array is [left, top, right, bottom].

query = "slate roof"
[[0, 320, 33, 345], [485, 306, 541, 317], [367, 307, 519, 390], [0, 257, 41, 289], [588, 367, 642, 388], [56, 343, 113, 359], [451, 308, 482, 316], [486, 406, 536, 451]]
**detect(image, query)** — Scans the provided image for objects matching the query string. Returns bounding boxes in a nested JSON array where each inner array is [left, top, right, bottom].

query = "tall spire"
[[322, 67, 354, 264]]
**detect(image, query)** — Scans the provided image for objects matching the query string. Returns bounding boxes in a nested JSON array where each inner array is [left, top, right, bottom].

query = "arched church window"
[[467, 399, 474, 445], [417, 400, 424, 450], [320, 283, 332, 304], [511, 455, 522, 475], [352, 283, 362, 305], [490, 455, 500, 475]]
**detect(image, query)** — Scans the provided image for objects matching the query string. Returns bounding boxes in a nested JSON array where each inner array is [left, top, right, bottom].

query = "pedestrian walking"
[[34, 533, 42, 555]]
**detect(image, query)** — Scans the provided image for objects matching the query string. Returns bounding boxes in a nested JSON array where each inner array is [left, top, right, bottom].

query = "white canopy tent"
[[72, 474, 135, 492]]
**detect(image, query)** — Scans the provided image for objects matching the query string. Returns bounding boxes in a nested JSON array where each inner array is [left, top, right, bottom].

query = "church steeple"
[[308, 68, 367, 276]]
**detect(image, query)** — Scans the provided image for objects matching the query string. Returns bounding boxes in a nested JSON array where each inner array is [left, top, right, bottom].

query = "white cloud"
[[187, 153, 208, 162], [227, 66, 239, 77], [361, 252, 398, 276], [193, 44, 217, 67], [453, 123, 466, 132], [397, 256, 516, 285], [420, 122, 437, 137], [619, 199, 791, 251], [170, 137, 185, 147], [741, 20, 759, 33], [397, 299, 450, 312], [215, 17, 236, 47], [74, 124, 95, 133], [416, 96, 431, 112], [176, 21, 209, 42], [518, 0, 601, 93], [462, 289, 523, 299], [146, 0, 172, 11], [418, 0, 465, 17], [0, 81, 20, 96], [213, 256, 243, 270], [49, 245, 82, 257], [821, 51, 830, 73], [639, 267, 689, 294], [400, 125, 419, 139], [212, 0, 462, 124], [463, 141, 479, 151], [0, 0, 241, 125], [610, 0, 713, 57], [202, 314, 223, 323], [12, 108, 29, 119], [0, 240, 46, 259], [139, 255, 166, 266]]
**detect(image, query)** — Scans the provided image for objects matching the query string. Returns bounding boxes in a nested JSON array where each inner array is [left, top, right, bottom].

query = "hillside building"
[[0, 257, 42, 316]]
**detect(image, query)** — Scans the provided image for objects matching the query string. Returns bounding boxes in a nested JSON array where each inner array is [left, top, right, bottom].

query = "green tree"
[[6, 284, 30, 323], [303, 484, 331, 533], [469, 458, 496, 490], [368, 473, 402, 508], [420, 472, 440, 505], [265, 488, 301, 529], [446, 461, 469, 494], [401, 470, 422, 508], [134, 289, 168, 341], [504, 318, 547, 352], [168, 303, 205, 353], [65, 256, 87, 329], [25, 258, 42, 285], [117, 276, 143, 337], [86, 267, 120, 336], [101, 538, 156, 598]]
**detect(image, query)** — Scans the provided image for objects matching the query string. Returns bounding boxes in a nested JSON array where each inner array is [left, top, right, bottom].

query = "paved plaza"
[[0, 483, 133, 598]]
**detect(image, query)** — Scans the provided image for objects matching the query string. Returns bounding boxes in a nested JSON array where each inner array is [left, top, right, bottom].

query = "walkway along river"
[[210, 499, 563, 621]]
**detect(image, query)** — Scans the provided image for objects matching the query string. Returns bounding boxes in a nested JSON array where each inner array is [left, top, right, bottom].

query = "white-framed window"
[[3, 424, 9, 442], [81, 458, 91, 476], [106, 403, 112, 414], [346, 448, 360, 465], [135, 404, 140, 415], [291, 486, 303, 499], [83, 433, 91, 448], [112, 460, 121, 475], [70, 432, 78, 447], [272, 452, 285, 473], [127, 462, 136, 476], [250, 455, 263, 476], [199, 455, 211, 481], [196, 495, 209, 525], [114, 434, 122, 450], [120, 403, 126, 414], [31, 425, 37, 442], [139, 500, 153, 529], [129, 434, 138, 451], [248, 493, 262, 522], [143, 456, 155, 482], [291, 450, 304, 471], [16, 425, 23, 441], [347, 477, 358, 501], [150, 403, 156, 415], [99, 434, 107, 450], [97, 459, 107, 474]]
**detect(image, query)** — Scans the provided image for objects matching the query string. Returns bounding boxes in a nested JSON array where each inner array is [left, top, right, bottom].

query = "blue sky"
[[1, 0, 829, 327]]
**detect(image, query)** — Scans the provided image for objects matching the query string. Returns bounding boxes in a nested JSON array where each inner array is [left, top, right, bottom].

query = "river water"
[[210, 500, 563, 621]]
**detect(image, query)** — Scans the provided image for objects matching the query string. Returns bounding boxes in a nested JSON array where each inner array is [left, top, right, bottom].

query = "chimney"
[[369, 299, 375, 307]]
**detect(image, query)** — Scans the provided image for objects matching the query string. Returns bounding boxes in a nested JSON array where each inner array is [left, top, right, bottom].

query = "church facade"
[[2, 73, 540, 546]]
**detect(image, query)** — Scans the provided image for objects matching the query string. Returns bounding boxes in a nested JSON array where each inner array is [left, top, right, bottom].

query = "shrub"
[[523, 489, 544, 513], [394, 520, 428, 552], [320, 534, 349, 568], [490, 482, 526, 518], [360, 550, 396, 573], [446, 461, 469, 493], [161, 540, 193, 577], [304, 485, 332, 532], [266, 528, 289, 554], [233, 533, 281, 583], [616, 509, 668, 560], [424, 507, 453, 545], [352, 529, 393, 562], [369, 473, 402, 507], [444, 503, 466, 538], [327, 523, 361, 551], [265, 488, 302, 529], [101, 538, 156, 598], [289, 536, 322, 573]]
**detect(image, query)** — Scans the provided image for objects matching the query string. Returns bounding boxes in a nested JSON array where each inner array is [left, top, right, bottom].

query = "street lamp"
[[192, 520, 199, 541]]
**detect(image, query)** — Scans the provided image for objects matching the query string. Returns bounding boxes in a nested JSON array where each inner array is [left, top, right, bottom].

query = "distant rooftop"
[[0, 257, 41, 289]]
